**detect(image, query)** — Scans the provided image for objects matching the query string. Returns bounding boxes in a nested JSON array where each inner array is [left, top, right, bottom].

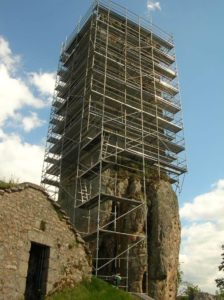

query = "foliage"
[[216, 245, 224, 291], [0, 176, 20, 189], [46, 277, 137, 300], [177, 263, 184, 288], [183, 283, 200, 300], [179, 282, 200, 300], [215, 288, 224, 299]]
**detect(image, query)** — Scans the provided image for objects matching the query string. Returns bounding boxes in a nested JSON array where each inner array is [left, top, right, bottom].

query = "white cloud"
[[22, 112, 45, 132], [147, 0, 161, 11], [180, 180, 224, 293], [0, 64, 46, 125], [0, 36, 53, 127], [0, 36, 53, 184], [0, 36, 20, 71], [0, 130, 44, 184], [29, 71, 55, 96], [180, 180, 224, 221]]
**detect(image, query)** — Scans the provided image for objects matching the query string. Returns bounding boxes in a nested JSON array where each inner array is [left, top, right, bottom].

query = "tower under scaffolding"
[[41, 0, 186, 294]]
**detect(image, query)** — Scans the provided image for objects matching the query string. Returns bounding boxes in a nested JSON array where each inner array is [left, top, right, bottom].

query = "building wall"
[[0, 183, 91, 299]]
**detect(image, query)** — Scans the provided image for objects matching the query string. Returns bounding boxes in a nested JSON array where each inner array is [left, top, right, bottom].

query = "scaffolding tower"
[[41, 0, 186, 294]]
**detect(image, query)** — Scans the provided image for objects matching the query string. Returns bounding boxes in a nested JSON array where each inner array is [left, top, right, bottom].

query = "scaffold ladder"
[[102, 134, 110, 159], [80, 181, 89, 203]]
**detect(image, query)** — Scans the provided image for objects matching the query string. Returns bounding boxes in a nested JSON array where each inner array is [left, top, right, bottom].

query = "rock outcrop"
[[86, 168, 180, 299], [89, 169, 148, 292], [147, 180, 181, 300]]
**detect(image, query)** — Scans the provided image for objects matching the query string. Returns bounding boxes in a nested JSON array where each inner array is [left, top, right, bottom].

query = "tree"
[[178, 281, 201, 300], [216, 245, 224, 291], [215, 288, 224, 299], [183, 283, 200, 300]]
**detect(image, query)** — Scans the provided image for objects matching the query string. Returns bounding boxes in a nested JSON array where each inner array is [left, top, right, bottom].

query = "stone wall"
[[0, 183, 91, 299]]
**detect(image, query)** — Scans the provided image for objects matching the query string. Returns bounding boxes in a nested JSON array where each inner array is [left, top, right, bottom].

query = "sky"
[[0, 0, 223, 294]]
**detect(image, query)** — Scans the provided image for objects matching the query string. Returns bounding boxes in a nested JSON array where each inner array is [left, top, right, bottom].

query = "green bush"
[[47, 277, 137, 300]]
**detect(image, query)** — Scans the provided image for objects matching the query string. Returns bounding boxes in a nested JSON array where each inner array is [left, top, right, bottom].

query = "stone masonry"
[[0, 183, 91, 299]]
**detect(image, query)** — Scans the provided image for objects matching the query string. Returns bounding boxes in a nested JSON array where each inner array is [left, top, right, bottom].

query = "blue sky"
[[0, 0, 223, 294]]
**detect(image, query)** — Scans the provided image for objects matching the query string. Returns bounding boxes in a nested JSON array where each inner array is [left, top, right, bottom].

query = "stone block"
[[5, 264, 17, 271], [18, 261, 28, 276]]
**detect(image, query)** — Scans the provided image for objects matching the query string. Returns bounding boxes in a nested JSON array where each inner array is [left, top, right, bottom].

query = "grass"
[[47, 277, 137, 300], [0, 177, 19, 189]]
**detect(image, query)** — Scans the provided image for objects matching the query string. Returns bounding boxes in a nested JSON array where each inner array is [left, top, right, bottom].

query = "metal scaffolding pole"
[[41, 0, 187, 294]]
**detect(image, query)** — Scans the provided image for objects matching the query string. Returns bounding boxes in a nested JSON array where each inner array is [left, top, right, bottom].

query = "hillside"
[[47, 277, 137, 300]]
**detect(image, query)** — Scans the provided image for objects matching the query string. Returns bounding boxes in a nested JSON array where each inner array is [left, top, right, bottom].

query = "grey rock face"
[[147, 180, 181, 300], [87, 169, 180, 299]]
